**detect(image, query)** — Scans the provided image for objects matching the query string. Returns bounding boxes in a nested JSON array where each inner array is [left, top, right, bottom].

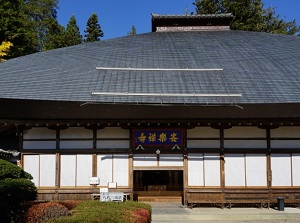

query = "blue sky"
[[57, 0, 300, 40]]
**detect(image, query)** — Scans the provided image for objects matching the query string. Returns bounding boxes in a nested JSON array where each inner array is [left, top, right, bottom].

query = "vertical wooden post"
[[183, 151, 188, 206], [92, 128, 97, 177], [128, 153, 133, 200], [55, 129, 60, 200], [266, 128, 272, 188], [220, 129, 225, 188]]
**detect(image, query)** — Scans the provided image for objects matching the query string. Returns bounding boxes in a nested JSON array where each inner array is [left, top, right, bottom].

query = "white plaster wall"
[[271, 127, 300, 138], [224, 127, 266, 138], [23, 141, 56, 149], [60, 127, 92, 139], [187, 127, 219, 138], [224, 140, 266, 149], [23, 127, 56, 139], [271, 140, 300, 149], [60, 141, 93, 149], [187, 140, 220, 148], [97, 127, 129, 138], [97, 140, 129, 149], [159, 154, 183, 166], [133, 154, 157, 166]]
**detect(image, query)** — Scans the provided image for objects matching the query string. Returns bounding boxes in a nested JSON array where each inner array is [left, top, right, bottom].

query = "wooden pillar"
[[92, 128, 97, 177], [266, 128, 272, 188], [220, 129, 225, 188], [128, 153, 133, 200], [183, 152, 188, 206], [55, 129, 60, 200]]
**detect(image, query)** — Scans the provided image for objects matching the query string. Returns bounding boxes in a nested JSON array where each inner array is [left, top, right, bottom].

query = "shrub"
[[0, 159, 37, 222], [0, 178, 37, 203], [51, 201, 151, 223], [0, 158, 32, 180], [58, 200, 81, 210], [24, 202, 71, 223]]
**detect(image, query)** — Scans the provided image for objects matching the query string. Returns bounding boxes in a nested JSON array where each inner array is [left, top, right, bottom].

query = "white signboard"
[[89, 177, 100, 185], [100, 192, 124, 202]]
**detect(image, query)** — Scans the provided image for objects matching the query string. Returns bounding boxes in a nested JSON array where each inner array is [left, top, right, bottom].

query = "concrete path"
[[150, 203, 300, 223]]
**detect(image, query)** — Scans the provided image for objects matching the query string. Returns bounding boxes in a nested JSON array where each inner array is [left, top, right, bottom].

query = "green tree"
[[23, 0, 61, 51], [127, 25, 137, 36], [0, 159, 37, 222], [64, 15, 83, 46], [84, 13, 104, 42], [193, 0, 299, 35], [43, 20, 66, 50], [193, 0, 224, 14], [0, 0, 37, 58]]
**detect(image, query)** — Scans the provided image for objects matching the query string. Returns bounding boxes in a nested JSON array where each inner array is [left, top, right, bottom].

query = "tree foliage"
[[0, 159, 37, 222], [0, 0, 37, 58], [84, 13, 104, 42], [0, 41, 13, 62], [65, 15, 83, 46], [127, 25, 137, 36], [193, 0, 300, 35], [24, 0, 61, 51], [1, 1, 107, 58]]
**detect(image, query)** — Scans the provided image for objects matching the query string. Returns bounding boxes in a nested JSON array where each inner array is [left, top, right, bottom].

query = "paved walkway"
[[150, 203, 300, 223]]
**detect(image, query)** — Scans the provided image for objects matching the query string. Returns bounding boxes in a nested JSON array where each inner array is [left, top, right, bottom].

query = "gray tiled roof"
[[1, 31, 300, 105]]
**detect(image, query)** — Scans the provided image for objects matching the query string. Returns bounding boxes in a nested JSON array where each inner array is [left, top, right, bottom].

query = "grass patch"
[[50, 200, 151, 223]]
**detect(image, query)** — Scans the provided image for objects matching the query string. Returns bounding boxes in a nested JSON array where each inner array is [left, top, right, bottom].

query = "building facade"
[[1, 14, 300, 205]]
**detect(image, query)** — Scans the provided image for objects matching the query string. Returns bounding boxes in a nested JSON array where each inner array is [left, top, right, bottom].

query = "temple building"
[[1, 13, 300, 205]]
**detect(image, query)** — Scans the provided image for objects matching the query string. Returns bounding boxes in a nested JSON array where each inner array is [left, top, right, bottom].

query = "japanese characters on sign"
[[133, 129, 184, 147]]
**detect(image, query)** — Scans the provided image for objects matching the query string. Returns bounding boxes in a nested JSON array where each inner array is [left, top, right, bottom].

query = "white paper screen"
[[39, 155, 56, 187], [97, 155, 113, 186], [271, 154, 291, 186], [113, 155, 128, 186], [292, 154, 300, 186], [225, 154, 245, 186], [60, 155, 76, 186], [23, 155, 39, 186], [246, 154, 267, 186], [188, 154, 204, 186], [76, 155, 92, 186], [204, 154, 220, 186]]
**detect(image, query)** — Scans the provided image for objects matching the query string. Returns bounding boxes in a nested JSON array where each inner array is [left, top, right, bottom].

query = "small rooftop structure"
[[151, 13, 234, 32]]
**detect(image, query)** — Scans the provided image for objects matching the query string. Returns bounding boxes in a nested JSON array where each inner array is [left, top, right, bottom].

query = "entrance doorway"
[[133, 170, 183, 201]]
